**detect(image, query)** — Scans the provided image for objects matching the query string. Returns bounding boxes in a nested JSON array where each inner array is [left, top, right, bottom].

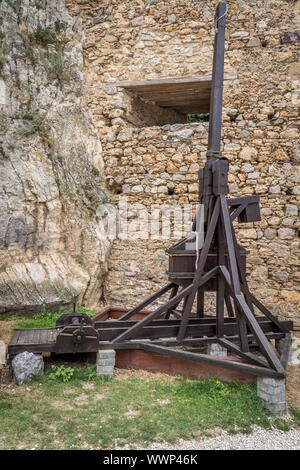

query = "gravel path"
[[144, 426, 300, 450]]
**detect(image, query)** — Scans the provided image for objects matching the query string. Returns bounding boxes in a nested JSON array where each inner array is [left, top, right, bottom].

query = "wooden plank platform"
[[8, 328, 59, 355]]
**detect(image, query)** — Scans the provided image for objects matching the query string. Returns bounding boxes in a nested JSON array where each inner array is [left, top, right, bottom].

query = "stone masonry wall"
[[66, 0, 300, 322]]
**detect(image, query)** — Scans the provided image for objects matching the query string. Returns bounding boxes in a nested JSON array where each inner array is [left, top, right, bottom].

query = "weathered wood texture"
[[113, 74, 236, 114]]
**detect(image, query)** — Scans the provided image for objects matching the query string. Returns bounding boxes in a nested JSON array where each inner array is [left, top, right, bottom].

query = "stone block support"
[[257, 376, 287, 415], [206, 343, 227, 357], [96, 350, 116, 378]]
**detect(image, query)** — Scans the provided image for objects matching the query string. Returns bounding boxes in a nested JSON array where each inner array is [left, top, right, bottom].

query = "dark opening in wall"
[[187, 113, 210, 123], [124, 93, 187, 127], [114, 76, 212, 127]]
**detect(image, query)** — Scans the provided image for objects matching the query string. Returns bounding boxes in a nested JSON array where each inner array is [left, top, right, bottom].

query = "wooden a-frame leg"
[[219, 195, 250, 352], [220, 195, 284, 375], [176, 291, 197, 342], [229, 215, 255, 316], [225, 293, 234, 318], [164, 285, 179, 319], [216, 217, 225, 338], [197, 289, 204, 318], [235, 307, 250, 352]]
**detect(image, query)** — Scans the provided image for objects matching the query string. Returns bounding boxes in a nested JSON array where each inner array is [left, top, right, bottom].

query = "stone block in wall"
[[276, 337, 300, 365], [247, 37, 261, 47]]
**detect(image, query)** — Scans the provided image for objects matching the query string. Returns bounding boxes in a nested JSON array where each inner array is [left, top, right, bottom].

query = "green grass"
[[1, 306, 96, 329], [290, 405, 300, 426], [1, 311, 298, 449], [30, 22, 59, 48], [40, 47, 75, 83], [187, 112, 210, 123], [4, 0, 21, 14], [0, 39, 10, 72], [0, 368, 298, 450]]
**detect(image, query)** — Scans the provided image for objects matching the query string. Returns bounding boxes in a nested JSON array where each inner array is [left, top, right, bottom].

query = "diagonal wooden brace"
[[112, 284, 193, 344]]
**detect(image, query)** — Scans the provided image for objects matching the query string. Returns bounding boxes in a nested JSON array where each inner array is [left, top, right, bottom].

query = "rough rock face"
[[0, 0, 112, 314], [12, 351, 44, 385]]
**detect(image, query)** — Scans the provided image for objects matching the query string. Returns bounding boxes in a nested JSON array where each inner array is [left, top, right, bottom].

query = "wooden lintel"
[[111, 74, 237, 89], [104, 74, 236, 115]]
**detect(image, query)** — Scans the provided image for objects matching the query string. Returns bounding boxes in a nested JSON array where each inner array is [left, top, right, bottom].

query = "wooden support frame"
[[110, 187, 291, 377], [104, 2, 293, 379]]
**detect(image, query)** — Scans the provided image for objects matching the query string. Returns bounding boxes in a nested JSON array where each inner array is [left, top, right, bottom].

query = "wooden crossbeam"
[[230, 201, 248, 222], [218, 338, 269, 369], [138, 342, 284, 378], [99, 318, 287, 342], [95, 316, 292, 332]]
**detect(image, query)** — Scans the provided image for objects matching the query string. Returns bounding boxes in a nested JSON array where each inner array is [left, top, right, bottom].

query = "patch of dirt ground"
[[286, 364, 300, 408], [0, 321, 15, 344]]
